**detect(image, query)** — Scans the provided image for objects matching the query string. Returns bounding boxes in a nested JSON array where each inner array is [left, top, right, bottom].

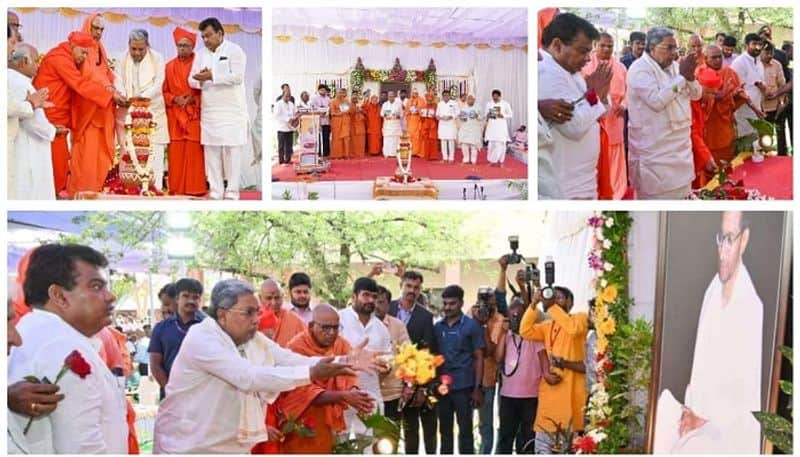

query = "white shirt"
[[8, 310, 127, 454], [114, 48, 168, 144], [134, 336, 150, 364], [626, 52, 701, 196], [537, 112, 564, 199], [539, 50, 606, 199], [310, 94, 330, 125], [381, 99, 404, 136], [154, 317, 319, 454], [189, 39, 249, 146], [9, 69, 56, 200], [273, 99, 297, 132], [684, 263, 763, 454], [7, 75, 34, 157], [731, 53, 766, 137], [436, 99, 459, 139], [484, 100, 514, 142]]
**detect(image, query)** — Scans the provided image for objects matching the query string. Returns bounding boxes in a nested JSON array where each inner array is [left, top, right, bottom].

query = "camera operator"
[[495, 289, 548, 454], [519, 283, 589, 454]]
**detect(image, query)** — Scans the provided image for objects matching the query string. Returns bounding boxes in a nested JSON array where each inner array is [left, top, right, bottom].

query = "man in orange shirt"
[[520, 286, 588, 454], [405, 88, 425, 157], [329, 88, 353, 159], [363, 94, 383, 156], [278, 305, 374, 453], [350, 94, 367, 159], [697, 45, 752, 164], [67, 13, 126, 196], [163, 27, 206, 196], [33, 31, 122, 196], [581, 33, 627, 199]]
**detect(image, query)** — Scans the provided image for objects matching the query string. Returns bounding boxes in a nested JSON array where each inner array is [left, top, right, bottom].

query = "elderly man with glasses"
[[654, 211, 763, 454], [153, 279, 381, 454]]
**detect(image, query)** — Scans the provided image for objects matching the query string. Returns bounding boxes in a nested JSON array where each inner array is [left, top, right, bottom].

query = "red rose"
[[64, 350, 91, 379], [302, 416, 316, 429], [440, 374, 453, 385], [603, 359, 613, 372], [573, 435, 597, 453], [585, 89, 599, 106]]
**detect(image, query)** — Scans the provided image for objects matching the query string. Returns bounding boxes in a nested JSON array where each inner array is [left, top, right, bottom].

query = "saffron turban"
[[172, 27, 197, 48]]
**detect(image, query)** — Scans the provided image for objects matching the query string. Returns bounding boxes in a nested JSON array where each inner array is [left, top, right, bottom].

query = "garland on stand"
[[581, 211, 651, 454]]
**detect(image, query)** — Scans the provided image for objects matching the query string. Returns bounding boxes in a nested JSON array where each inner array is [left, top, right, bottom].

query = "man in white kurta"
[[627, 29, 701, 199], [731, 36, 766, 138], [381, 91, 404, 158], [338, 278, 392, 432], [654, 211, 762, 454], [458, 95, 483, 164], [189, 18, 249, 200], [153, 279, 374, 454], [7, 245, 127, 454], [539, 50, 606, 198], [8, 43, 57, 200], [484, 90, 514, 165], [114, 30, 168, 191], [436, 91, 459, 162]]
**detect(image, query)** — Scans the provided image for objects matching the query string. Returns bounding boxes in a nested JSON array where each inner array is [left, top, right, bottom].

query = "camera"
[[508, 312, 522, 334], [477, 286, 493, 319], [508, 235, 523, 264], [525, 263, 541, 287], [541, 257, 556, 300]]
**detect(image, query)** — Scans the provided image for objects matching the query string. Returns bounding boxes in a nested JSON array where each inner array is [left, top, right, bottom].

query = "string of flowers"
[[582, 211, 641, 453]]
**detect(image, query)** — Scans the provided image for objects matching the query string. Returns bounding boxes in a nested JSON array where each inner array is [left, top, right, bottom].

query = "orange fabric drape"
[[364, 101, 383, 155], [350, 107, 367, 158], [597, 123, 613, 199], [11, 250, 33, 325], [330, 98, 353, 159], [405, 95, 425, 157], [538, 8, 560, 48]]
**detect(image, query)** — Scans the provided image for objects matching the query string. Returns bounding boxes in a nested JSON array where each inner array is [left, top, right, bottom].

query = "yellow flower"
[[598, 317, 616, 336], [597, 334, 608, 354], [599, 285, 618, 304]]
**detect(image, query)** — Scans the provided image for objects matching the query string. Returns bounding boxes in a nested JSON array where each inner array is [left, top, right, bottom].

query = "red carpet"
[[730, 156, 792, 199], [272, 151, 527, 182], [68, 190, 262, 200]]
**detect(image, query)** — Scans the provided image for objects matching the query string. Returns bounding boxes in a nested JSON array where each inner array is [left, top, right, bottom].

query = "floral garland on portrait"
[[350, 57, 437, 95], [582, 211, 652, 454]]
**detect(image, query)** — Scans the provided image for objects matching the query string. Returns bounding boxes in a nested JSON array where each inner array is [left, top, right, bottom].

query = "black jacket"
[[389, 300, 437, 354]]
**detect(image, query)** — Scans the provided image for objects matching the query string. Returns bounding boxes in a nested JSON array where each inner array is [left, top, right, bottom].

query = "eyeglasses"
[[715, 231, 743, 248], [312, 322, 342, 333], [9, 23, 21, 29], [656, 44, 678, 51], [228, 307, 262, 318]]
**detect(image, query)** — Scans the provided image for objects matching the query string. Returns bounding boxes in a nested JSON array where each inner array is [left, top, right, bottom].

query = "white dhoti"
[[151, 143, 167, 191], [383, 136, 400, 158], [204, 145, 243, 200], [487, 141, 507, 164], [441, 140, 456, 161]]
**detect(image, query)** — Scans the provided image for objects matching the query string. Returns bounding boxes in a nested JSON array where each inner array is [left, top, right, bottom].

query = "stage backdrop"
[[271, 8, 528, 133], [648, 211, 792, 452], [13, 7, 262, 188]]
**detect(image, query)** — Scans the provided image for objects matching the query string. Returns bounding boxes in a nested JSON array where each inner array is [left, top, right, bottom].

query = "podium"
[[293, 109, 330, 175]]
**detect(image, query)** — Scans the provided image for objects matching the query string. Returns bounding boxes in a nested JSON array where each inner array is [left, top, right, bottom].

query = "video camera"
[[477, 286, 493, 320], [508, 235, 523, 264]]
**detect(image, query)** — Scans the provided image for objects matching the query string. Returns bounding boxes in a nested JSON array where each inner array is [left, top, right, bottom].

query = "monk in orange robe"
[[252, 279, 312, 455], [163, 27, 206, 196], [66, 14, 124, 196], [404, 89, 425, 157], [697, 45, 750, 165], [350, 95, 367, 158], [278, 305, 374, 454], [364, 95, 383, 155], [329, 88, 353, 159], [582, 35, 627, 199], [33, 32, 111, 195], [420, 92, 441, 160]]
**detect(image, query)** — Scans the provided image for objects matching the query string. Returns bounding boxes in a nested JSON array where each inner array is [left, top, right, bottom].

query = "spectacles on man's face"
[[656, 44, 678, 52], [228, 307, 262, 319], [715, 230, 744, 248], [9, 23, 21, 29], [313, 322, 341, 333]]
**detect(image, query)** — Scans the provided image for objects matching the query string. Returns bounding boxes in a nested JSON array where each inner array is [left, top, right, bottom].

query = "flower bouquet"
[[687, 161, 772, 200], [394, 342, 450, 411]]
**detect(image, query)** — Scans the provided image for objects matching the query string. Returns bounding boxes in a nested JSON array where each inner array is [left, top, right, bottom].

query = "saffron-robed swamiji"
[[364, 95, 383, 156], [163, 27, 206, 196], [420, 92, 441, 160], [330, 89, 353, 159], [350, 96, 367, 159], [404, 90, 425, 157]]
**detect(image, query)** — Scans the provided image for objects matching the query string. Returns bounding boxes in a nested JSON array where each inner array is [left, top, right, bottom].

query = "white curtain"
[[15, 8, 262, 187], [541, 211, 596, 313], [270, 30, 528, 132]]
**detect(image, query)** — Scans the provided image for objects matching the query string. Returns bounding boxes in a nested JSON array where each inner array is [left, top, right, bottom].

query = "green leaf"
[[779, 380, 792, 396], [753, 412, 793, 434], [23, 376, 41, 384], [779, 346, 793, 365]]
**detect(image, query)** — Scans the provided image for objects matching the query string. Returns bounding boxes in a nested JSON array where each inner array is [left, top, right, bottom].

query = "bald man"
[[259, 279, 306, 347], [278, 305, 374, 453], [685, 35, 715, 188]]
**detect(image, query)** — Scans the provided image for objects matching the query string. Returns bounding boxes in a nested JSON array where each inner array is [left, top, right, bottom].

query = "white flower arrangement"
[[603, 262, 614, 272]]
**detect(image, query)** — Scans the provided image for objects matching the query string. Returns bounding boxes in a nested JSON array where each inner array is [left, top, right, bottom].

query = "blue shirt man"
[[433, 285, 485, 455], [149, 278, 205, 398]]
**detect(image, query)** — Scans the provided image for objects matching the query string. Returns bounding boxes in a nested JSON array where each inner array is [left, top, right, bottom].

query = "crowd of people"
[[273, 83, 527, 167], [7, 11, 257, 200], [7, 244, 599, 454], [538, 10, 793, 200]]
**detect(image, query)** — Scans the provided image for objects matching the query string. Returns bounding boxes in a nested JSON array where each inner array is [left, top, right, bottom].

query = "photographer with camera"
[[518, 261, 589, 454]]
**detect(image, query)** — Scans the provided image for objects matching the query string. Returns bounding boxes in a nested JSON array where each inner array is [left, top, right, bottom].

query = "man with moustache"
[[731, 33, 767, 139], [339, 277, 392, 429], [8, 244, 127, 453], [154, 280, 375, 454], [721, 36, 739, 67], [148, 278, 205, 399], [374, 284, 410, 421], [621, 31, 646, 69], [288, 272, 314, 324]]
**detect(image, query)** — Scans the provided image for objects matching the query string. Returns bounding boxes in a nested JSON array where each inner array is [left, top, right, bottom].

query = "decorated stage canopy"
[[272, 8, 528, 131], [11, 7, 263, 188]]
